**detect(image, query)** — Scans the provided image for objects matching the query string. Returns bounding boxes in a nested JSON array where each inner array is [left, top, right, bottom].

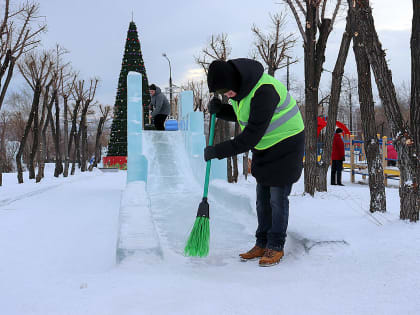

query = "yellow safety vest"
[[230, 73, 304, 150]]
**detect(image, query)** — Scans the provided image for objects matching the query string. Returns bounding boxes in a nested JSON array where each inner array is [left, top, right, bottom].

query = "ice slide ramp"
[[116, 75, 254, 263], [117, 130, 256, 264]]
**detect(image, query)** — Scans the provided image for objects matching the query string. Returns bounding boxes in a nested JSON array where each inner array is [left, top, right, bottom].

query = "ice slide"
[[117, 73, 256, 263]]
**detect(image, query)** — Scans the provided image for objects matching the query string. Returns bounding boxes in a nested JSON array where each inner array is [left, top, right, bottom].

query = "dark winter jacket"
[[212, 58, 305, 186], [332, 133, 345, 161], [150, 86, 170, 117]]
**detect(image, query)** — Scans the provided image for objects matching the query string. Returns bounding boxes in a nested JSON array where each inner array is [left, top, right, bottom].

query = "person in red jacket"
[[331, 128, 345, 186], [387, 140, 398, 166]]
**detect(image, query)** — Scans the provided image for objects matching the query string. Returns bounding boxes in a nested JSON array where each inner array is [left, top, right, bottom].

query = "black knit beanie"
[[207, 60, 241, 93], [149, 84, 156, 91]]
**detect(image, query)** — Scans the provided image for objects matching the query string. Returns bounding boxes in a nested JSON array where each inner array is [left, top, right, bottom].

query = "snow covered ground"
[[0, 133, 419, 315]]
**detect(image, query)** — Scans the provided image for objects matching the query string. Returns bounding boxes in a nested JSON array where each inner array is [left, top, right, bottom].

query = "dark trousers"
[[153, 114, 167, 130], [331, 160, 343, 185], [255, 183, 292, 251]]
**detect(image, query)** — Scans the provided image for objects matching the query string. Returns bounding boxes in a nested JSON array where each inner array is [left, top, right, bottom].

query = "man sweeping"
[[205, 58, 304, 267]]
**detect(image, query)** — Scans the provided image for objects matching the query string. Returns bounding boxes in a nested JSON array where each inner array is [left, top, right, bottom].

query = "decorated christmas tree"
[[107, 21, 151, 157]]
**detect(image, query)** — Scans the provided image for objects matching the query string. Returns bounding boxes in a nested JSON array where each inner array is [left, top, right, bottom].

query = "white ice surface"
[[0, 133, 419, 315]]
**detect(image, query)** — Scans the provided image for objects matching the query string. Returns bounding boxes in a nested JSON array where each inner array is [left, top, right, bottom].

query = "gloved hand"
[[204, 146, 217, 162], [208, 97, 223, 115]]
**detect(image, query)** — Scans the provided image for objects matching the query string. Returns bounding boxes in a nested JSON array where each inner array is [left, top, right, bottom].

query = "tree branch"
[[284, 0, 307, 43]]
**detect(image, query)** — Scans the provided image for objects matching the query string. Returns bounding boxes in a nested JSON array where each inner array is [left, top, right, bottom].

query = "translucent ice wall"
[[127, 71, 148, 183], [178, 91, 226, 185]]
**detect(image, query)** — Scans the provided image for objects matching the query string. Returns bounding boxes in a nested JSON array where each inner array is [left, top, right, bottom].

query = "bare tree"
[[347, 1, 386, 212], [78, 78, 98, 172], [16, 50, 53, 183], [195, 33, 231, 75], [36, 80, 55, 182], [0, 1, 46, 112], [351, 0, 418, 221], [284, 0, 343, 195], [89, 104, 111, 171], [61, 72, 76, 177], [251, 12, 298, 76], [69, 79, 84, 175], [49, 45, 70, 177]]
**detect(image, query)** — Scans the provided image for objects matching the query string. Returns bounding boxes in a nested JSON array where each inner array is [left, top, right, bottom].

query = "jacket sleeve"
[[216, 103, 237, 122], [213, 84, 279, 158], [151, 95, 164, 117], [339, 138, 345, 160]]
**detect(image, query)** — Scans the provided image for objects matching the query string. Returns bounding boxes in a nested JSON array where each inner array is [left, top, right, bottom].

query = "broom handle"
[[203, 114, 216, 198]]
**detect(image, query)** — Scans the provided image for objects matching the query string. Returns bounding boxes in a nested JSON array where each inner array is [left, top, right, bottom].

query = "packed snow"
[[0, 131, 419, 315]]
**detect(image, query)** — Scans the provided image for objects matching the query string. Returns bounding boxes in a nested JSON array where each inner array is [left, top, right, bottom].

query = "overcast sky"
[[23, 0, 414, 106]]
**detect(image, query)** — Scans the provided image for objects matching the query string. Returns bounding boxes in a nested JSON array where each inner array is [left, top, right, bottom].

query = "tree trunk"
[[0, 56, 15, 112], [317, 18, 352, 192], [45, 90, 58, 176], [0, 119, 6, 186], [63, 96, 69, 177], [38, 88, 56, 181], [300, 4, 333, 195], [349, 4, 386, 212], [354, 0, 418, 220], [70, 143, 77, 175], [303, 4, 320, 196], [72, 127, 80, 175], [406, 0, 420, 221], [53, 91, 62, 177], [16, 81, 41, 184], [36, 85, 50, 183], [268, 65, 275, 76], [81, 120, 88, 172], [28, 87, 40, 180], [243, 151, 249, 180], [72, 122, 82, 176], [36, 120, 47, 183], [227, 156, 233, 183], [79, 100, 91, 172], [232, 122, 241, 182], [92, 116, 105, 169], [67, 99, 81, 176], [37, 123, 48, 181]]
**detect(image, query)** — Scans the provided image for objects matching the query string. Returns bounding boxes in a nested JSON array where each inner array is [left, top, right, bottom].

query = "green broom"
[[184, 113, 217, 257]]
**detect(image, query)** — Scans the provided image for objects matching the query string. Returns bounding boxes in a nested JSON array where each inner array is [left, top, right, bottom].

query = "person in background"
[[386, 140, 398, 166], [331, 128, 345, 186], [149, 84, 170, 130], [204, 58, 305, 267]]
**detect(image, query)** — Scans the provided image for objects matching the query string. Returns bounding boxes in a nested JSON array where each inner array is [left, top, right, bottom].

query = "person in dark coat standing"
[[204, 58, 305, 267], [149, 84, 170, 130], [331, 128, 345, 186]]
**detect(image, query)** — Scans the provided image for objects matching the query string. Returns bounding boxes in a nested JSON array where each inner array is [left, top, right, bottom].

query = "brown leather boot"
[[259, 248, 284, 267], [239, 245, 265, 261]]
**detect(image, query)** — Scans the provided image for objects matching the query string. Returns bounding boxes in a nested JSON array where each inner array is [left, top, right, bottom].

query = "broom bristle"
[[184, 216, 210, 257]]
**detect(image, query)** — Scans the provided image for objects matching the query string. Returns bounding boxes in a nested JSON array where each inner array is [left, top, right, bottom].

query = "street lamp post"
[[162, 53, 173, 116]]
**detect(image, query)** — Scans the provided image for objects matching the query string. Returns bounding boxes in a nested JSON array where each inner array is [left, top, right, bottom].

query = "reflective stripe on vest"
[[265, 104, 299, 134], [240, 91, 293, 128], [231, 73, 304, 150]]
